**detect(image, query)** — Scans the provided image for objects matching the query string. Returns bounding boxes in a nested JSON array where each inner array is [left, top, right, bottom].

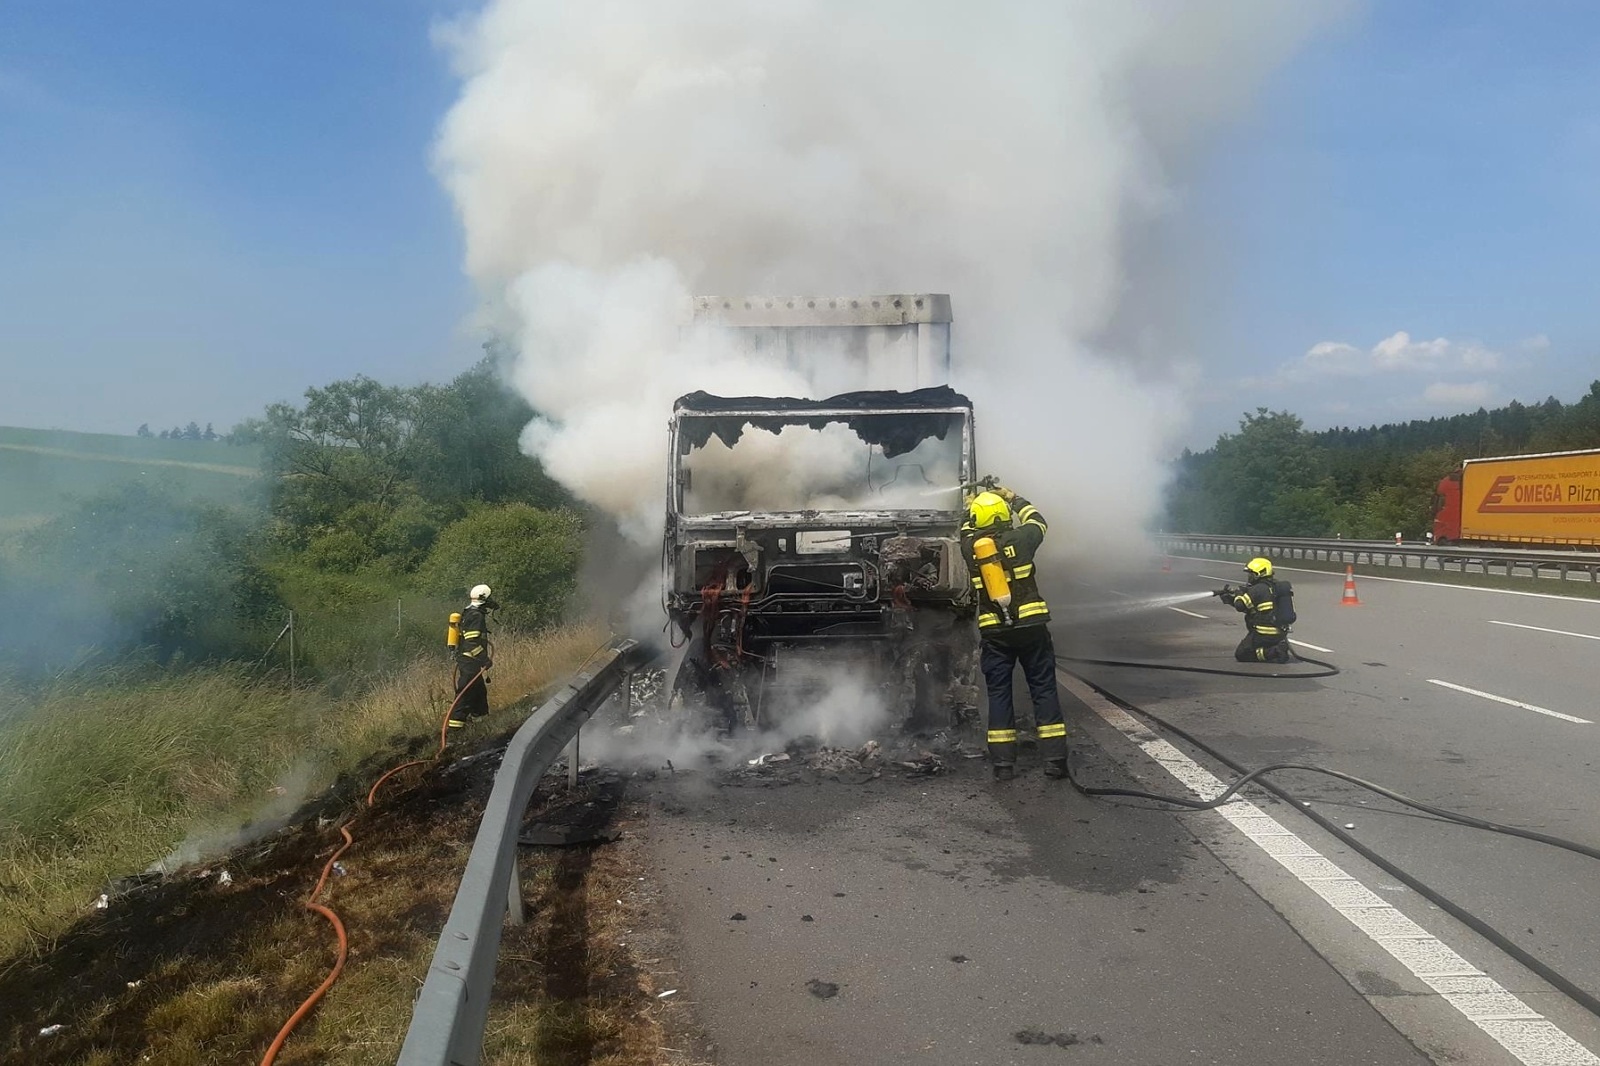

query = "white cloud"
[[1281, 330, 1502, 380], [1301, 340, 1367, 376], [1421, 380, 1495, 407]]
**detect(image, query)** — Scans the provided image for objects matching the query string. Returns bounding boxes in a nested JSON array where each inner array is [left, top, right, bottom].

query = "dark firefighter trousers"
[[453, 664, 490, 723], [1235, 632, 1292, 664], [981, 625, 1067, 766]]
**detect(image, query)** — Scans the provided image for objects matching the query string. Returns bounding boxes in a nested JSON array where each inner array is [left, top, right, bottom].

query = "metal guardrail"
[[396, 637, 648, 1066], [1158, 534, 1600, 583]]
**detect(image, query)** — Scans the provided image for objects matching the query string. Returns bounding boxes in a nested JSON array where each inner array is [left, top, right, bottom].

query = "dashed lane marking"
[[1426, 679, 1593, 725], [1490, 620, 1600, 642], [1059, 672, 1600, 1066], [1289, 638, 1335, 653]]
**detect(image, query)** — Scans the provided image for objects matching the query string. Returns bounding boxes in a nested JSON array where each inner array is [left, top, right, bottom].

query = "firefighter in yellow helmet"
[[1217, 558, 1292, 664], [449, 583, 499, 728], [961, 487, 1067, 780]]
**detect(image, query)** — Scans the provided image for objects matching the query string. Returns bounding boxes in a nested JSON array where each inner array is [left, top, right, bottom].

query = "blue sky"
[[1, 2, 1596, 449], [1188, 2, 1600, 443]]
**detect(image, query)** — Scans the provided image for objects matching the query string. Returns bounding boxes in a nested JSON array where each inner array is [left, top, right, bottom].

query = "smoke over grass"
[[433, 0, 1345, 563]]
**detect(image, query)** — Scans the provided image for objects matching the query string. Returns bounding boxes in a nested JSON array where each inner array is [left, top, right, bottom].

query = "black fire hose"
[[1059, 675, 1600, 1021], [1056, 651, 1340, 679]]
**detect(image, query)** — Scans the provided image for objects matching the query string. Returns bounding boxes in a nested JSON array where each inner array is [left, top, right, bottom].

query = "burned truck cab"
[[664, 386, 980, 733]]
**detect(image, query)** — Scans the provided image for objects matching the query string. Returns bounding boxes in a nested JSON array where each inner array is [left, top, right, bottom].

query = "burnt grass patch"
[[0, 737, 665, 1066]]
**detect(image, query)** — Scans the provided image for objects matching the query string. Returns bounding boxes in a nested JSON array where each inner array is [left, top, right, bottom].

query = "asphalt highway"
[[640, 557, 1600, 1065]]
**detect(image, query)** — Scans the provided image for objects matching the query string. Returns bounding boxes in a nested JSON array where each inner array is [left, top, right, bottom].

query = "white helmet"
[[470, 584, 492, 604]]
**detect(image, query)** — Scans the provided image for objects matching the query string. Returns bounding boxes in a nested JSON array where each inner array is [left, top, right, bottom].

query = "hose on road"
[[1056, 651, 1341, 679], [1061, 676, 1600, 1022]]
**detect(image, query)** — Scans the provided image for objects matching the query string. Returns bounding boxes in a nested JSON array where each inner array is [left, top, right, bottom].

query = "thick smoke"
[[434, 1, 1343, 563]]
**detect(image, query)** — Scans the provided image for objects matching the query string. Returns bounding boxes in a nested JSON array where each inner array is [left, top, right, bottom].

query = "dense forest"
[[1165, 380, 1600, 538], [0, 359, 584, 684]]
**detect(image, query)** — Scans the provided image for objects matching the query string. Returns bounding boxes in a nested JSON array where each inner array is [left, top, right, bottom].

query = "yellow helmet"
[[968, 491, 1012, 528], [1244, 557, 1273, 579]]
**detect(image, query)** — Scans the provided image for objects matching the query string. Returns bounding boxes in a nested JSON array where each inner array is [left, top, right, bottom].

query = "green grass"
[[0, 425, 261, 526], [0, 625, 606, 961]]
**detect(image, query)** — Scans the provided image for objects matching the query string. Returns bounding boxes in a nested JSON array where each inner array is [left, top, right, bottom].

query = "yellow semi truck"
[[1432, 448, 1600, 548]]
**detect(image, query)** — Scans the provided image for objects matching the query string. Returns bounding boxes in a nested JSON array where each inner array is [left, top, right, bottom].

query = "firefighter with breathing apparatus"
[[446, 583, 499, 728], [962, 482, 1068, 780], [1214, 557, 1295, 664]]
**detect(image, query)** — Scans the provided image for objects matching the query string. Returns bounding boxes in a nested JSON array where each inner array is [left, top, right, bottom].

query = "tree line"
[[1, 358, 587, 682], [136, 422, 230, 442], [1165, 380, 1600, 538]]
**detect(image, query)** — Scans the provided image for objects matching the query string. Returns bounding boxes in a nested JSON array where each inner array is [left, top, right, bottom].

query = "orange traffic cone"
[[1161, 556, 1172, 573], [1339, 564, 1362, 607]]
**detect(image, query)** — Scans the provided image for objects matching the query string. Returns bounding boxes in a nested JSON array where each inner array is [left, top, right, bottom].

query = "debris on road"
[[747, 752, 791, 767], [656, 988, 678, 999], [805, 979, 840, 1000], [39, 1024, 64, 1037], [1014, 1028, 1103, 1048]]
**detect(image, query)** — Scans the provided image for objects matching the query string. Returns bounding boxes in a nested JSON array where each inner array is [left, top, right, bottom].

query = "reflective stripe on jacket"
[[962, 497, 1051, 629], [1230, 576, 1282, 637], [456, 604, 492, 666]]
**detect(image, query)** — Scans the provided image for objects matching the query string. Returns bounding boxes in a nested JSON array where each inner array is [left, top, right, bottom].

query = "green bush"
[[420, 504, 583, 630], [302, 528, 373, 572]]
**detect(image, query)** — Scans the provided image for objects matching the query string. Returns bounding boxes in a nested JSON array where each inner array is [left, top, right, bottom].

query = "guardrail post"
[[506, 851, 525, 926]]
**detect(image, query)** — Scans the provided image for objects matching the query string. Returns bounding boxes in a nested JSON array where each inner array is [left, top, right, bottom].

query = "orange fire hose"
[[258, 668, 483, 1066]]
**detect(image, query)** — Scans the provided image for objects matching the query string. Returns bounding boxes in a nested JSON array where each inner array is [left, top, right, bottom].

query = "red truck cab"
[[1432, 471, 1462, 545]]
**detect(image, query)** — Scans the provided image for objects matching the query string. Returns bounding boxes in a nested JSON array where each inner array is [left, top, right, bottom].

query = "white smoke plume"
[[433, 1, 1345, 562]]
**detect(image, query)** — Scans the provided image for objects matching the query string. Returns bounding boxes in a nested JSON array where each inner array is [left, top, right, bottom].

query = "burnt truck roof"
[[673, 385, 971, 415], [672, 386, 972, 458]]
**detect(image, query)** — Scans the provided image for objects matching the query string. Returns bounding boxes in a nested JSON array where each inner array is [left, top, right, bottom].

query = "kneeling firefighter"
[[1215, 558, 1294, 664], [962, 487, 1067, 780], [446, 583, 499, 728]]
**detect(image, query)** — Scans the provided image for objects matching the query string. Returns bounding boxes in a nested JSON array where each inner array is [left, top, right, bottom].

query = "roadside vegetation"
[[0, 356, 605, 963], [1166, 381, 1600, 538]]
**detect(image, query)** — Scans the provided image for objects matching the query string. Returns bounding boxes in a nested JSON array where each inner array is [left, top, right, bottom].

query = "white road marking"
[[1167, 606, 1208, 618], [1058, 672, 1600, 1066], [1489, 620, 1600, 642], [1289, 638, 1335, 653], [1426, 679, 1593, 725]]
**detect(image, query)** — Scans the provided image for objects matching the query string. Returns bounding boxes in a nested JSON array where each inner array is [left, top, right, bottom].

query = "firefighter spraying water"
[[1213, 558, 1296, 664]]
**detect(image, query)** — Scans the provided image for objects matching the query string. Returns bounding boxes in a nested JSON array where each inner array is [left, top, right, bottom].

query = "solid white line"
[[1057, 672, 1600, 1066], [1289, 638, 1335, 653], [1167, 606, 1208, 618], [1426, 679, 1593, 725], [1489, 620, 1600, 642]]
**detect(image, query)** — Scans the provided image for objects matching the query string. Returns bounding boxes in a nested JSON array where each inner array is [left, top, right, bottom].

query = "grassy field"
[[0, 425, 262, 531], [0, 624, 607, 962]]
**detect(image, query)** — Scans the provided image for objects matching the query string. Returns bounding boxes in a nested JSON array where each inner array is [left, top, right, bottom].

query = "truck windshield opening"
[[675, 411, 966, 516]]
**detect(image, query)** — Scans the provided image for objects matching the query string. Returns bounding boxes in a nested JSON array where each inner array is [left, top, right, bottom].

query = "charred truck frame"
[[662, 295, 981, 735], [664, 383, 980, 735]]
